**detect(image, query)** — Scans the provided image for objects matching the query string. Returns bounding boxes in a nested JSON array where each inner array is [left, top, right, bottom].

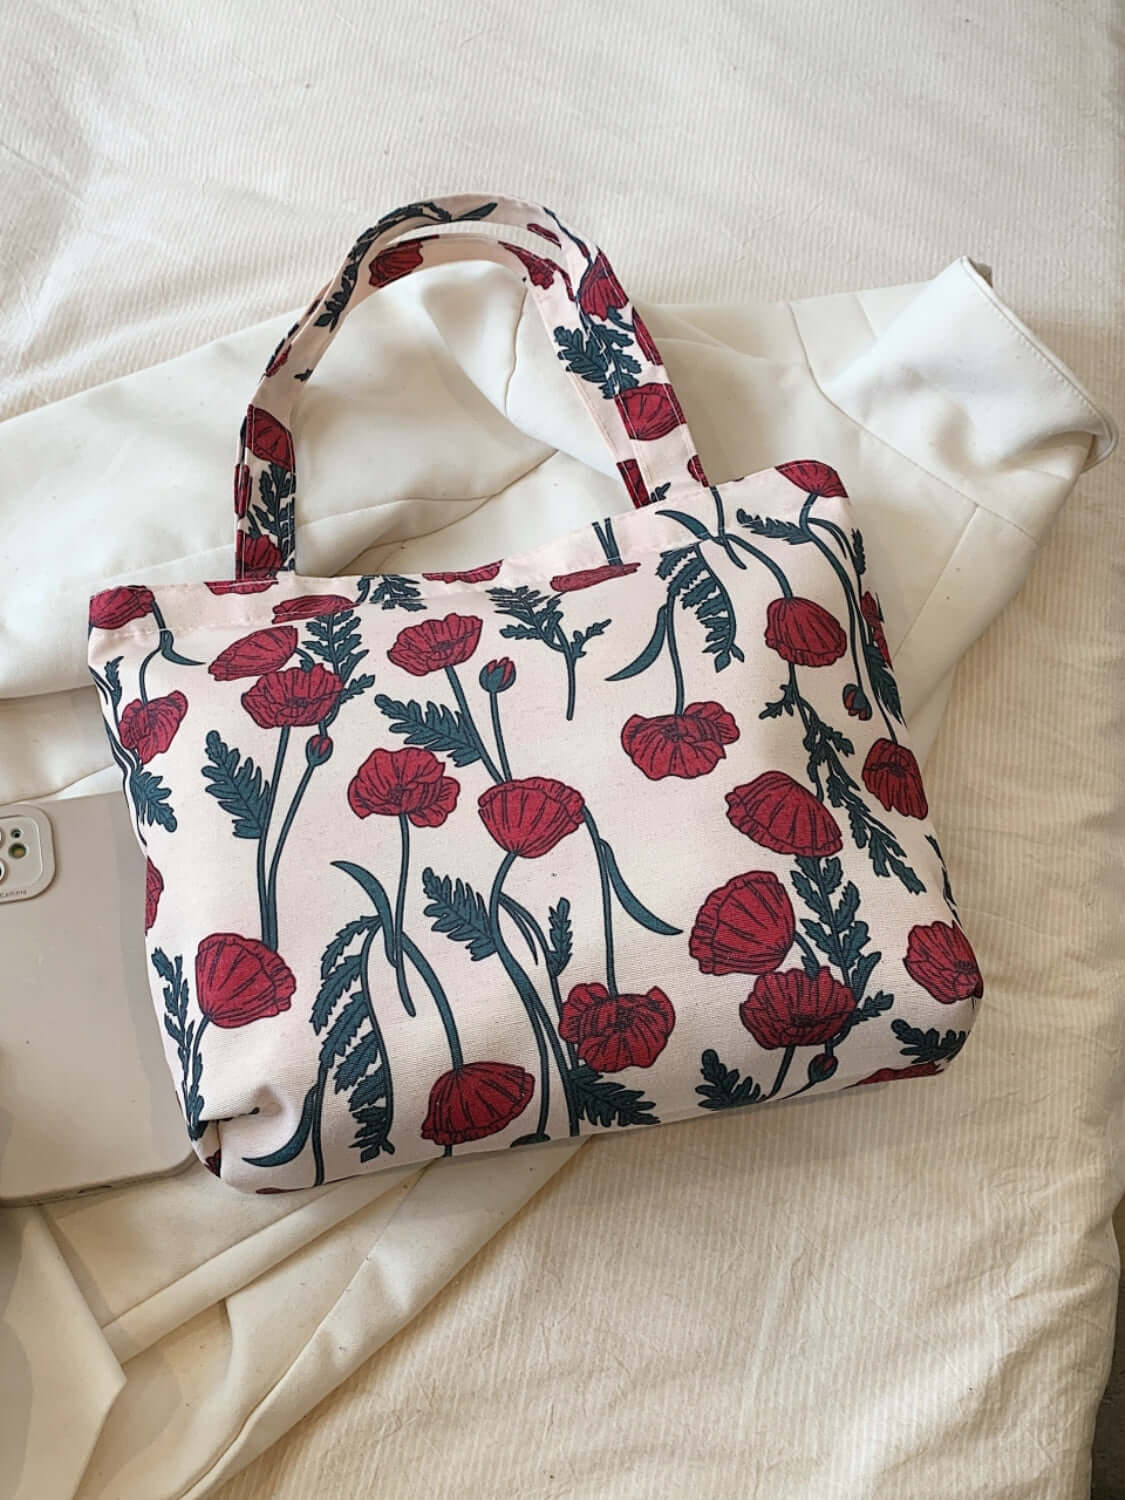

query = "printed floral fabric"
[[87, 197, 980, 1190]]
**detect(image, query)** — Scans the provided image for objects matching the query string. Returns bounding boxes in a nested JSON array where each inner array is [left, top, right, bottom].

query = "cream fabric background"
[[1, 4, 1121, 1498]]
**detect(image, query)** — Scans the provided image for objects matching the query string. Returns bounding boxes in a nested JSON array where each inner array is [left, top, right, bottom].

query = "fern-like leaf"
[[572, 1063, 659, 1128], [374, 695, 481, 766], [695, 1049, 762, 1110], [420, 868, 495, 960], [202, 730, 268, 839]]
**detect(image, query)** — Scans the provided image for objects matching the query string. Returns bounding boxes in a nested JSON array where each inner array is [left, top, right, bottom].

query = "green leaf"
[[129, 768, 177, 831], [547, 899, 572, 978], [735, 511, 807, 544], [891, 1018, 967, 1065], [243, 1081, 318, 1167], [313, 953, 363, 1032], [572, 618, 610, 656], [319, 993, 368, 1067], [865, 644, 903, 722], [606, 605, 666, 682], [488, 586, 563, 648], [104, 657, 123, 707], [600, 839, 681, 936], [850, 950, 882, 1005], [657, 509, 713, 540], [374, 694, 481, 767], [357, 574, 425, 613], [421, 867, 495, 961], [657, 546, 743, 672], [572, 1063, 659, 1127], [202, 730, 268, 839], [553, 325, 611, 388], [852, 529, 867, 578], [455, 200, 498, 221], [320, 917, 377, 978], [334, 1032, 383, 1092], [695, 1048, 762, 1110], [303, 609, 367, 685]]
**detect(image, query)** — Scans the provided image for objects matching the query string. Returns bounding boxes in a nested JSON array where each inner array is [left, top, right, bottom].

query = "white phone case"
[[0, 794, 195, 1203]]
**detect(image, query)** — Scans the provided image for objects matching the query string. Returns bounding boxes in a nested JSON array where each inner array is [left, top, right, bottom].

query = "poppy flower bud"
[[479, 658, 516, 694], [306, 734, 334, 767], [808, 1052, 838, 1084]]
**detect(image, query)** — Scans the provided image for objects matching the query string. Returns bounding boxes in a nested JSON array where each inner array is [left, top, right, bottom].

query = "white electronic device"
[[0, 794, 196, 1203]]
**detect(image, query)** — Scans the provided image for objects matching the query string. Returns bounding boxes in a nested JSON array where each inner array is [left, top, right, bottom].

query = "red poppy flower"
[[420, 1061, 535, 1146], [527, 223, 561, 245], [90, 585, 155, 631], [387, 613, 483, 675], [244, 406, 295, 470], [775, 460, 847, 497], [862, 740, 928, 819], [558, 983, 675, 1072], [689, 871, 795, 975], [347, 746, 460, 828], [843, 683, 872, 720], [209, 626, 298, 681], [853, 1062, 941, 1087], [764, 597, 847, 667], [726, 772, 843, 857], [740, 967, 856, 1050], [234, 463, 251, 518], [236, 532, 283, 578], [632, 311, 661, 365], [621, 700, 739, 780], [195, 933, 296, 1029], [478, 777, 585, 858], [206, 577, 278, 596], [241, 664, 342, 729], [617, 459, 650, 509], [144, 860, 163, 933], [500, 241, 558, 289], [368, 239, 431, 288], [687, 453, 708, 485], [264, 341, 290, 377], [578, 251, 628, 318], [550, 562, 641, 593], [904, 922, 983, 1004], [118, 691, 188, 763], [422, 562, 502, 584], [615, 383, 686, 441], [270, 593, 354, 623], [861, 591, 891, 664]]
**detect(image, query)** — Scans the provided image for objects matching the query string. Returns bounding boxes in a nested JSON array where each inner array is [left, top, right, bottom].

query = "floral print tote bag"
[[88, 196, 982, 1191]]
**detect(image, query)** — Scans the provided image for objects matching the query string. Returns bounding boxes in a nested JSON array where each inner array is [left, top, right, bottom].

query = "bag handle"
[[233, 195, 708, 577]]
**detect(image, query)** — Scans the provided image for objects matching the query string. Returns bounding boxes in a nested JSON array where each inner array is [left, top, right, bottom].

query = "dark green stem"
[[489, 692, 513, 780], [582, 810, 617, 995], [489, 853, 551, 1138], [446, 667, 502, 780], [356, 922, 393, 1138], [765, 1045, 795, 1100], [803, 503, 895, 742], [258, 727, 290, 950], [561, 641, 578, 722], [665, 601, 686, 717], [391, 815, 417, 1018], [265, 754, 316, 944], [311, 1063, 328, 1186], [725, 534, 793, 595], [137, 643, 160, 705], [400, 933, 462, 1067], [498, 895, 579, 1135]]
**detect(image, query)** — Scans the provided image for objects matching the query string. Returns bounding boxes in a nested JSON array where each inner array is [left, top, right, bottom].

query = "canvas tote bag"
[[88, 196, 982, 1190]]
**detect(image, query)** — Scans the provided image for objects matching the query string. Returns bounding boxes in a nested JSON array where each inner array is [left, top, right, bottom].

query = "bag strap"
[[233, 195, 709, 576]]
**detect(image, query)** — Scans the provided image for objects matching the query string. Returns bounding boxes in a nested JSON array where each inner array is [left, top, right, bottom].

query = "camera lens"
[[9, 843, 26, 860], [9, 828, 20, 839], [0, 859, 6, 882]]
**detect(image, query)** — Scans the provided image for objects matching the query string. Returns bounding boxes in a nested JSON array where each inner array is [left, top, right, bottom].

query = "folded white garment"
[[0, 252, 1113, 1499]]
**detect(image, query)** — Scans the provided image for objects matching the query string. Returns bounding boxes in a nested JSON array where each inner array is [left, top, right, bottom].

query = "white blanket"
[[1, 5, 1120, 1498]]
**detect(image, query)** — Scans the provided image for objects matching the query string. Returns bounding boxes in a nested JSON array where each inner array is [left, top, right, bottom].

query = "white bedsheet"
[[1, 4, 1121, 1498]]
